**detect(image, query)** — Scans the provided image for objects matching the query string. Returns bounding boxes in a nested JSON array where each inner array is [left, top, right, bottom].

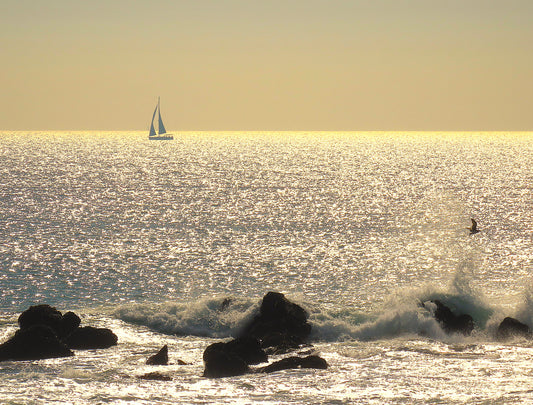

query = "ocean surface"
[[0, 131, 532, 404]]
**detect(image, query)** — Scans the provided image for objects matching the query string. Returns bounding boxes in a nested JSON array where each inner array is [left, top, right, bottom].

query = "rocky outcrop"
[[63, 326, 118, 349], [203, 337, 267, 378], [0, 325, 73, 361], [424, 300, 474, 336], [146, 345, 169, 365], [257, 355, 328, 374], [203, 292, 323, 378], [239, 292, 311, 352], [0, 305, 118, 362], [496, 317, 532, 341], [203, 344, 251, 378], [18, 304, 81, 339]]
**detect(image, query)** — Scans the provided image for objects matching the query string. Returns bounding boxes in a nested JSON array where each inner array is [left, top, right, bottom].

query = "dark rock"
[[239, 292, 311, 351], [203, 337, 267, 371], [18, 305, 81, 338], [219, 298, 232, 312], [61, 311, 82, 336], [64, 326, 118, 349], [203, 344, 250, 378], [138, 372, 172, 381], [426, 300, 474, 336], [257, 355, 328, 374], [216, 337, 267, 365], [0, 325, 74, 361], [18, 304, 63, 334], [177, 359, 188, 365], [496, 317, 532, 341], [146, 345, 168, 365], [262, 332, 308, 355]]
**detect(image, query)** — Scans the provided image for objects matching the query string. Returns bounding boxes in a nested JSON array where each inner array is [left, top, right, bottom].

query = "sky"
[[1, 0, 532, 131]]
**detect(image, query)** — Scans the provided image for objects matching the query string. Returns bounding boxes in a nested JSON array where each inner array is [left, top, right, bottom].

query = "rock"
[[496, 317, 532, 341], [177, 359, 188, 365], [64, 326, 118, 349], [18, 305, 81, 339], [138, 372, 172, 381], [261, 332, 308, 355], [203, 344, 250, 378], [209, 337, 267, 365], [257, 355, 328, 373], [239, 292, 311, 351], [0, 325, 74, 361], [202, 337, 267, 378], [146, 345, 168, 365], [61, 311, 82, 335], [426, 300, 474, 336]]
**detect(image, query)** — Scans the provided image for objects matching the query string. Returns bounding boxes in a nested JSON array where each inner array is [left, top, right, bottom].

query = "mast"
[[157, 96, 167, 135]]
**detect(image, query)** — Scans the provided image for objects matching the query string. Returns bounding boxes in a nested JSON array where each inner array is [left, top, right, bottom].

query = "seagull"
[[469, 218, 480, 235]]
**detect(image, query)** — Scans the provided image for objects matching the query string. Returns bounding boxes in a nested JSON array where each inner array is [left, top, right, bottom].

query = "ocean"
[[0, 131, 532, 404]]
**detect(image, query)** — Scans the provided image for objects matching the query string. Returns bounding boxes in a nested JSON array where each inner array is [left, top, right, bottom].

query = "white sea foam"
[[114, 296, 259, 338]]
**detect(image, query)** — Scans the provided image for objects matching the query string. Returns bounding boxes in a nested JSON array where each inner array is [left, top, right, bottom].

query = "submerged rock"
[[0, 325, 74, 361], [257, 355, 328, 374], [138, 371, 172, 381], [64, 326, 118, 350], [239, 292, 311, 351], [146, 345, 169, 365], [496, 317, 532, 341]]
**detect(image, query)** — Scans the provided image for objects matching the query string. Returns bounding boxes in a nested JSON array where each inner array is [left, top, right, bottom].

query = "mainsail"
[[157, 97, 167, 135], [149, 104, 158, 137]]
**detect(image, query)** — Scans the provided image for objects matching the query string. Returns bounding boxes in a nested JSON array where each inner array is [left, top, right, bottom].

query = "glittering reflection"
[[1, 132, 533, 312], [1, 131, 533, 402]]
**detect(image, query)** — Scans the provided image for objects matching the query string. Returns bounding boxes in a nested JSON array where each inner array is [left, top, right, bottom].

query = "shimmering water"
[[0, 131, 532, 403]]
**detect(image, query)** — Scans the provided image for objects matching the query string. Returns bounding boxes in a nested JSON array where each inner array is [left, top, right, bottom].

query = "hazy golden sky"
[[1, 0, 532, 130]]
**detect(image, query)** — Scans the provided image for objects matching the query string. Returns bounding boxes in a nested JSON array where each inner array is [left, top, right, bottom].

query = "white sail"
[[157, 103, 167, 135], [149, 104, 158, 137]]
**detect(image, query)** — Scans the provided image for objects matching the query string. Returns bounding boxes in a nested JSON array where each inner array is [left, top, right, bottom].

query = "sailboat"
[[148, 97, 173, 140]]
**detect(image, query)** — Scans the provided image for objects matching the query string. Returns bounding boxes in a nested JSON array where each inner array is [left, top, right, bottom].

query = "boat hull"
[[149, 135, 174, 140]]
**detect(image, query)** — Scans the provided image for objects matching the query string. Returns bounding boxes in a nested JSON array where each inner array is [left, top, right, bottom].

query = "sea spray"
[[114, 296, 258, 338]]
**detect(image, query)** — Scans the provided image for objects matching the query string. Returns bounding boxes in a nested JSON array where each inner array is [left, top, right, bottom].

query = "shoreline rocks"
[[496, 317, 532, 341], [146, 345, 169, 365], [0, 304, 118, 362], [203, 292, 328, 378], [423, 300, 474, 336], [238, 291, 312, 353]]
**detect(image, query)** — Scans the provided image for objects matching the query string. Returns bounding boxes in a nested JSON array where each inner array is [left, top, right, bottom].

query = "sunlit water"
[[0, 131, 532, 403]]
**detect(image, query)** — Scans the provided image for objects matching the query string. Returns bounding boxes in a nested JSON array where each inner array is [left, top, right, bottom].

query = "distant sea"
[[0, 131, 532, 404]]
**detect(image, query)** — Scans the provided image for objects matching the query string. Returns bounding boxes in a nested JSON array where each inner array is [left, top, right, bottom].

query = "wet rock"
[[202, 337, 267, 377], [496, 317, 532, 341], [239, 292, 311, 351], [138, 371, 172, 381], [0, 325, 74, 361], [203, 344, 250, 378], [18, 304, 80, 338], [257, 355, 328, 374], [146, 345, 168, 365], [426, 300, 474, 336], [64, 326, 118, 349]]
